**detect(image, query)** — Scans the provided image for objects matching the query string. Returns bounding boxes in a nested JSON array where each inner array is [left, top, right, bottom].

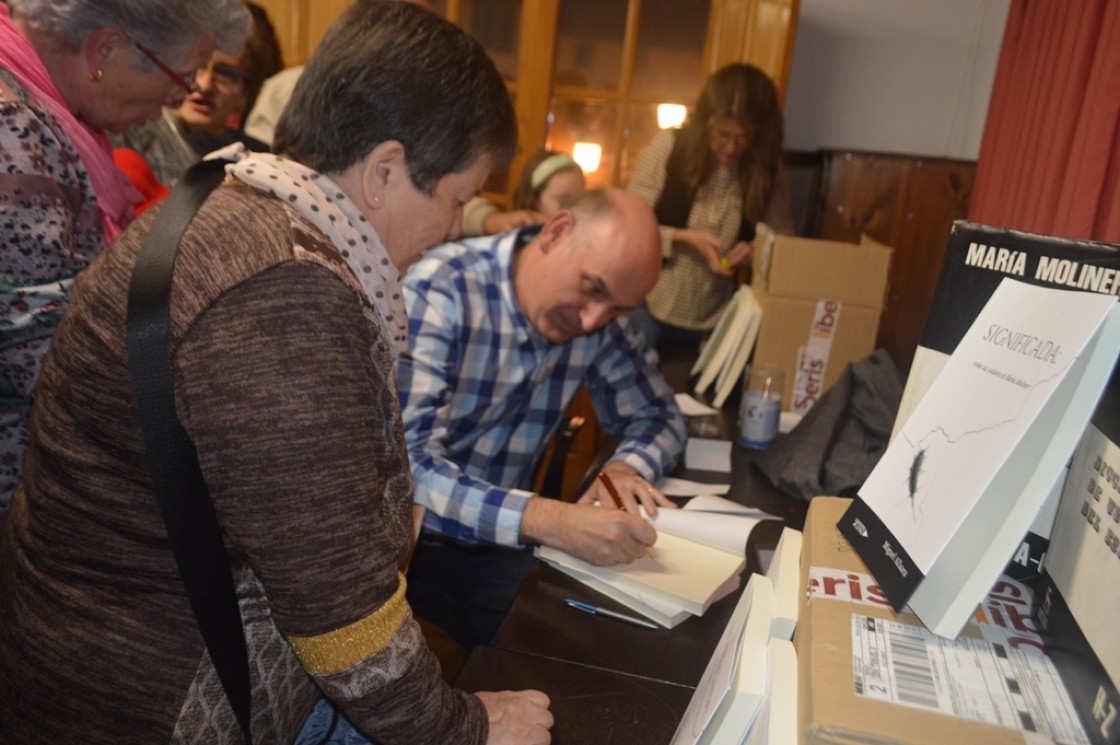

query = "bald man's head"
[[514, 187, 663, 343]]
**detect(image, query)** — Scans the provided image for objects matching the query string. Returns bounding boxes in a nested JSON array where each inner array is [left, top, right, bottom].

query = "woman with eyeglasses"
[[0, 0, 250, 518], [626, 63, 796, 351], [0, 2, 553, 743], [115, 1, 284, 189]]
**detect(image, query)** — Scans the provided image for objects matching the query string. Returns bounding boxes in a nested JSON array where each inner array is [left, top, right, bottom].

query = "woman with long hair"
[[627, 63, 795, 350]]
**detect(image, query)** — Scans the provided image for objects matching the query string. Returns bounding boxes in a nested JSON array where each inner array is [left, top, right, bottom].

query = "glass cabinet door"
[[630, 0, 708, 100], [547, 0, 709, 188]]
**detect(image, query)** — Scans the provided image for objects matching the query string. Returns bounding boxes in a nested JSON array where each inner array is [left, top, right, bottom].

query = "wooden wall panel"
[[303, 1, 354, 60], [250, 0, 351, 66], [813, 151, 974, 373], [252, 0, 304, 66]]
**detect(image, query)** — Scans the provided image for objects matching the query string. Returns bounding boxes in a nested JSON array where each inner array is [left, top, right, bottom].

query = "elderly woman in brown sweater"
[[0, 2, 552, 743]]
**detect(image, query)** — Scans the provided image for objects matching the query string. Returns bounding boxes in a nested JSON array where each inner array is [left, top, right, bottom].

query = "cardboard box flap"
[[760, 235, 892, 308]]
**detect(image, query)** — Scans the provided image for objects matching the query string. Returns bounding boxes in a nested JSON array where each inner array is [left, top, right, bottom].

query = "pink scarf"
[[0, 5, 136, 241]]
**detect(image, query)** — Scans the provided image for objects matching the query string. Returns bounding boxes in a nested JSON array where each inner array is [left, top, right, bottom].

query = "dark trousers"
[[628, 301, 705, 353], [405, 537, 537, 651]]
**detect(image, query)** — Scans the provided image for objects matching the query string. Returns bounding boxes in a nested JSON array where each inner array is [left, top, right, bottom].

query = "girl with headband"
[[463, 147, 586, 236]]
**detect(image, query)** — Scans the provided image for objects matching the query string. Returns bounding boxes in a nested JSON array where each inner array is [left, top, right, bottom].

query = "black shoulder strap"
[[653, 128, 693, 229], [126, 158, 253, 743]]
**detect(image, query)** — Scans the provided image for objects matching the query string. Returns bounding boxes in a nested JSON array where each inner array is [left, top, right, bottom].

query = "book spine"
[[1034, 575, 1120, 745]]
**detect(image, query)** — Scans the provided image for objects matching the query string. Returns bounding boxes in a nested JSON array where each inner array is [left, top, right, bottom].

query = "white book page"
[[658, 477, 731, 497], [644, 506, 763, 555], [692, 287, 747, 381], [684, 494, 775, 518], [712, 289, 762, 408], [538, 531, 744, 614]]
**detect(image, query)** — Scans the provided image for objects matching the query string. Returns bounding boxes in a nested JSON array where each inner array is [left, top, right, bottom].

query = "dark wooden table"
[[454, 351, 810, 743]]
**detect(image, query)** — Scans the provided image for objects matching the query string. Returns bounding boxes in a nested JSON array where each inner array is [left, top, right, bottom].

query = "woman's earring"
[[89, 68, 104, 83]]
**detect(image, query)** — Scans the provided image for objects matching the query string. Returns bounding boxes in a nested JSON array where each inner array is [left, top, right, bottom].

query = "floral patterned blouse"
[[0, 68, 105, 510]]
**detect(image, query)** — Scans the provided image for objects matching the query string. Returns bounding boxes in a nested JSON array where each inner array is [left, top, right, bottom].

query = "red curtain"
[[969, 0, 1120, 242]]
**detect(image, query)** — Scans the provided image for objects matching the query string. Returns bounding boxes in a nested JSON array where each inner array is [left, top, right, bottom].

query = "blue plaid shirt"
[[398, 228, 686, 548]]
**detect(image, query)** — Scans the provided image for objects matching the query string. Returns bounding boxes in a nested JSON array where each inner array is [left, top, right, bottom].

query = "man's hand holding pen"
[[519, 463, 675, 567], [579, 461, 676, 517]]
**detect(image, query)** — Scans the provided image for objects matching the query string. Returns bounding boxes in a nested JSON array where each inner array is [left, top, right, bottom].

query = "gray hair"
[[568, 188, 614, 225], [8, 0, 250, 59]]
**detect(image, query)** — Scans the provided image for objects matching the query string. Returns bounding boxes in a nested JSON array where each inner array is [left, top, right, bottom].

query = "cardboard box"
[[796, 497, 1087, 745], [751, 231, 893, 413]]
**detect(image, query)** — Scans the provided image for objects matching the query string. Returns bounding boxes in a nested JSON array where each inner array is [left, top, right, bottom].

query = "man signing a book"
[[398, 187, 688, 651]]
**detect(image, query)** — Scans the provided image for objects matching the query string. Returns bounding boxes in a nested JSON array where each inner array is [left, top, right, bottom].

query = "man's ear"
[[359, 139, 407, 210], [537, 209, 575, 254]]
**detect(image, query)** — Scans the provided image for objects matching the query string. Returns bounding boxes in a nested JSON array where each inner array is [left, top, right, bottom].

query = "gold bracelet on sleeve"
[[286, 572, 410, 676]]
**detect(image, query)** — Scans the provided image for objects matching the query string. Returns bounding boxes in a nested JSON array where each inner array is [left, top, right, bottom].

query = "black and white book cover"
[[895, 221, 1120, 585], [840, 278, 1120, 638]]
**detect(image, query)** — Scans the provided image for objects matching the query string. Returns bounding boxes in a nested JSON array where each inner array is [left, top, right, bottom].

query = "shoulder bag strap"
[[125, 157, 253, 743]]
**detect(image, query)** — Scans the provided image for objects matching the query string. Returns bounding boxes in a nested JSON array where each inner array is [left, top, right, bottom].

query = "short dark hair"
[[273, 1, 517, 194]]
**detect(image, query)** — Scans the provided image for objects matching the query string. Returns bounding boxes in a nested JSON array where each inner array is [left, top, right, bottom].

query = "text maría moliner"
[[966, 242, 1120, 296]]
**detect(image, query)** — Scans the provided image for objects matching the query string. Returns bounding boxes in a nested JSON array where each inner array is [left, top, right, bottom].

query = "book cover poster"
[[844, 279, 1118, 611]]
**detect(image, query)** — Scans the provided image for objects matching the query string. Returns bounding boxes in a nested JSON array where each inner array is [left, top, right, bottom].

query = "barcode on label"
[[851, 614, 1090, 744], [887, 628, 939, 709]]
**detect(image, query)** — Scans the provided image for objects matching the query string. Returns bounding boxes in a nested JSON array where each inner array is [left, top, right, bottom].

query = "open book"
[[691, 284, 763, 408], [536, 496, 764, 626]]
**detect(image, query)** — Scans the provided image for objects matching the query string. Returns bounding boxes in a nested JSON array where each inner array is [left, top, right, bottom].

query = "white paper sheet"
[[657, 477, 731, 497], [685, 494, 775, 519], [675, 393, 719, 417], [685, 438, 732, 473]]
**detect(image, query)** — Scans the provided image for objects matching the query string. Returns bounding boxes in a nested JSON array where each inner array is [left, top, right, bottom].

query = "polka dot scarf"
[[216, 144, 409, 357]]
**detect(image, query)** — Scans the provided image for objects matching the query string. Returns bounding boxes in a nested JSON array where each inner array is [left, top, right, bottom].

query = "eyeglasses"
[[134, 42, 199, 95], [197, 62, 252, 89], [709, 125, 750, 150]]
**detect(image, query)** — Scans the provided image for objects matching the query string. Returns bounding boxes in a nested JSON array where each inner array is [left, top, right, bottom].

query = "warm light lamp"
[[657, 103, 687, 129], [572, 142, 602, 173]]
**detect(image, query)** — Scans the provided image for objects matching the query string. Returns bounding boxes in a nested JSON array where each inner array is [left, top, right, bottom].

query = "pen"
[[563, 598, 659, 630], [598, 472, 654, 557], [597, 471, 626, 509]]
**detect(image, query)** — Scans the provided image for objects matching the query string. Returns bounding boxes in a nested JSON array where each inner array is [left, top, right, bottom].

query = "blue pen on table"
[[563, 598, 659, 630]]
